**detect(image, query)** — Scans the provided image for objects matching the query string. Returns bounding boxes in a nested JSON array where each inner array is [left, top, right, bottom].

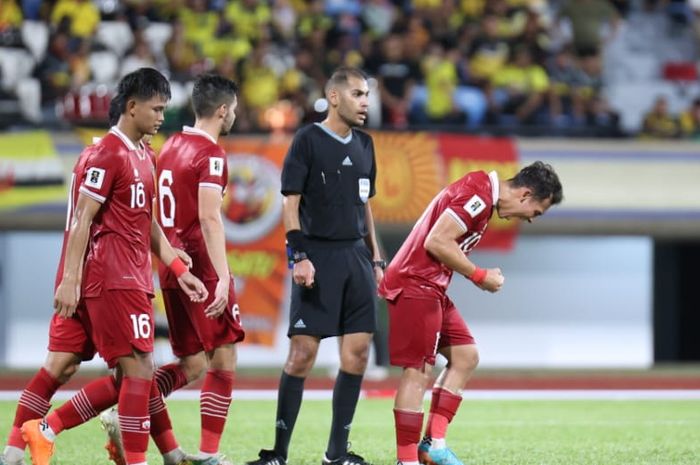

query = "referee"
[[247, 67, 384, 465]]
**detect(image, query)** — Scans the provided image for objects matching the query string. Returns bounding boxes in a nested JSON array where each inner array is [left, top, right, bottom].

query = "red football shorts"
[[388, 290, 475, 369], [84, 290, 154, 368], [47, 303, 96, 361], [162, 277, 245, 358]]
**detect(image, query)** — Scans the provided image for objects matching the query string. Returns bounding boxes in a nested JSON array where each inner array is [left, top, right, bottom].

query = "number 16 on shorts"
[[130, 314, 152, 339]]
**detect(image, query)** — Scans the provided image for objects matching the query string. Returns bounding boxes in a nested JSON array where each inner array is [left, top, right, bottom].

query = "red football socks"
[[154, 363, 189, 398], [118, 377, 151, 465], [199, 369, 234, 454], [8, 368, 60, 448], [148, 380, 179, 454], [394, 409, 424, 463], [48, 375, 118, 433], [425, 388, 462, 439]]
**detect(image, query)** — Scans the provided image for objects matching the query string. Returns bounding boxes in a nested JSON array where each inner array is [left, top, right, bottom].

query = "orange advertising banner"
[[372, 132, 519, 249]]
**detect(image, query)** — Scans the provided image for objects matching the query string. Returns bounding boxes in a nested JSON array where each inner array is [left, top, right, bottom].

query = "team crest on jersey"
[[463, 194, 486, 218], [85, 167, 105, 189], [210, 157, 224, 176]]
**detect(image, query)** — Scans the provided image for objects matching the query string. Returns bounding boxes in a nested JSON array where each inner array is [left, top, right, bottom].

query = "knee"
[[44, 355, 80, 384], [181, 354, 208, 382], [285, 344, 317, 376], [340, 344, 370, 374], [455, 347, 480, 373]]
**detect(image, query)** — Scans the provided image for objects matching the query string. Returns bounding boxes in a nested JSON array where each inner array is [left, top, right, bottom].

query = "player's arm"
[[283, 194, 315, 288], [54, 193, 101, 317], [199, 186, 230, 318], [424, 211, 504, 292], [363, 201, 384, 286], [150, 219, 208, 302]]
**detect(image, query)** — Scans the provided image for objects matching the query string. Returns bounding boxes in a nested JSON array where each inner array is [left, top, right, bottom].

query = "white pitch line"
[[0, 389, 699, 401]]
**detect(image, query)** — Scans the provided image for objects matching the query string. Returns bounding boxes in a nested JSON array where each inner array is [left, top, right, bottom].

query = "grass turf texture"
[[1, 399, 699, 465]]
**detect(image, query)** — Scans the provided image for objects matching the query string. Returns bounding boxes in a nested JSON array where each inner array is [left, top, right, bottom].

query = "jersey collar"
[[183, 125, 217, 144], [109, 126, 144, 152], [488, 170, 499, 205], [314, 122, 353, 144]]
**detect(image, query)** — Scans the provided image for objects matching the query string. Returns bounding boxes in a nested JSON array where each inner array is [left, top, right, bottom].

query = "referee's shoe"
[[322, 451, 372, 465], [246, 449, 287, 465]]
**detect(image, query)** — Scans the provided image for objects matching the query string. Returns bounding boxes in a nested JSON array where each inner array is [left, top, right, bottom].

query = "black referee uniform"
[[281, 122, 377, 338]]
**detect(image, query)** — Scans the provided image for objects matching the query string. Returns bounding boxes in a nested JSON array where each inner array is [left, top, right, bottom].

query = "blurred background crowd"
[[0, 0, 699, 138]]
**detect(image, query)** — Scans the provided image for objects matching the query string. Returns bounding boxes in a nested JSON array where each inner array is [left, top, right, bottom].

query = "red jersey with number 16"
[[77, 127, 157, 297], [156, 126, 229, 289], [379, 170, 499, 300]]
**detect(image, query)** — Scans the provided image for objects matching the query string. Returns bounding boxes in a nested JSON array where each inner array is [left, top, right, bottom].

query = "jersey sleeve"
[[78, 148, 121, 204], [444, 185, 489, 233], [195, 147, 228, 194], [280, 131, 310, 195]]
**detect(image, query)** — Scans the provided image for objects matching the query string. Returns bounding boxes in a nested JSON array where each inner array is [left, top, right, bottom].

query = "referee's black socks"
[[326, 370, 364, 460], [274, 372, 306, 459]]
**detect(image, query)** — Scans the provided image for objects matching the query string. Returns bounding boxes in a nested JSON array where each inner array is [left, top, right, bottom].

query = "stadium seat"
[[20, 21, 49, 63], [89, 51, 120, 84], [96, 21, 134, 57], [143, 22, 173, 59], [0, 47, 35, 93]]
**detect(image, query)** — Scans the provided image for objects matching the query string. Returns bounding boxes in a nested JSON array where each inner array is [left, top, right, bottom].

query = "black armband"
[[285, 229, 306, 253]]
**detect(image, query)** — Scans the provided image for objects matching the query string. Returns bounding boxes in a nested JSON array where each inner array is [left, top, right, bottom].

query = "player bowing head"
[[496, 161, 563, 223], [191, 74, 239, 136]]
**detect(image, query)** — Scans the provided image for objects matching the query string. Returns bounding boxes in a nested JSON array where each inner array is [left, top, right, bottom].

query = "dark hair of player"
[[509, 161, 564, 205], [191, 74, 239, 118], [110, 67, 171, 116], [324, 67, 368, 96]]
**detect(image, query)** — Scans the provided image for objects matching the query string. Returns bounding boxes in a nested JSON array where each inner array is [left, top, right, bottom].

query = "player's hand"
[[372, 265, 384, 289], [54, 278, 80, 318], [477, 267, 505, 293], [177, 271, 208, 302], [173, 248, 193, 268], [293, 259, 315, 288], [204, 278, 229, 319]]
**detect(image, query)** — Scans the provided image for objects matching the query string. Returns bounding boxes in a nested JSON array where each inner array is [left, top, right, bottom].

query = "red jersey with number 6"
[[156, 126, 229, 289], [379, 170, 499, 300], [77, 126, 157, 297]]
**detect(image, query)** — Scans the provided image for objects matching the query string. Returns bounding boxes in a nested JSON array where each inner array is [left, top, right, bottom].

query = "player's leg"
[[5, 352, 79, 465], [419, 301, 477, 465], [388, 292, 443, 465], [14, 309, 96, 465]]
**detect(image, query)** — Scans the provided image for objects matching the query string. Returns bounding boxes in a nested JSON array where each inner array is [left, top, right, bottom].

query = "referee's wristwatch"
[[373, 259, 387, 270], [292, 251, 308, 263]]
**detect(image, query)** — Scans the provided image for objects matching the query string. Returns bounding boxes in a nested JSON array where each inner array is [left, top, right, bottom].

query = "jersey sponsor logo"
[[293, 318, 306, 329], [463, 194, 486, 218], [342, 155, 353, 166], [85, 167, 106, 189], [210, 157, 224, 176], [358, 178, 370, 203]]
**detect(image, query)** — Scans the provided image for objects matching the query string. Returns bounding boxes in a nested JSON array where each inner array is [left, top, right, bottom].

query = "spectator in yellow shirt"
[[0, 0, 23, 47], [641, 96, 680, 139], [490, 45, 549, 123], [679, 98, 700, 139], [50, 0, 99, 39]]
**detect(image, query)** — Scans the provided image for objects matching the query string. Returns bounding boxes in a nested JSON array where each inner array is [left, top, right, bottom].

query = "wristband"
[[285, 229, 306, 253], [470, 267, 487, 285], [373, 259, 387, 270], [169, 257, 188, 278]]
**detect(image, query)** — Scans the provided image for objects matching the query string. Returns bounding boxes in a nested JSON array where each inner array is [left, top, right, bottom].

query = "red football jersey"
[[156, 126, 229, 288], [77, 127, 157, 297], [379, 171, 499, 299]]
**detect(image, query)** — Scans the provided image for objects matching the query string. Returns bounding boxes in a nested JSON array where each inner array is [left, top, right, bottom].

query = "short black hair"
[[325, 67, 367, 96], [110, 67, 171, 116], [509, 161, 563, 205], [191, 74, 239, 118]]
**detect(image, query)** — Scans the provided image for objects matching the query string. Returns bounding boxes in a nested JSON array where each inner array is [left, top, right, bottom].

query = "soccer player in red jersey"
[[149, 74, 244, 465], [18, 68, 208, 465], [380, 162, 563, 465]]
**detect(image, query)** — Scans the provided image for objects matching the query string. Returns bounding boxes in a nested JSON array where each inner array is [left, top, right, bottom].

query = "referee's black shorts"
[[288, 238, 377, 338]]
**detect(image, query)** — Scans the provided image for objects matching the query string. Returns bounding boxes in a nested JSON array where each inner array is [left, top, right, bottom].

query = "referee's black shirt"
[[281, 123, 377, 241]]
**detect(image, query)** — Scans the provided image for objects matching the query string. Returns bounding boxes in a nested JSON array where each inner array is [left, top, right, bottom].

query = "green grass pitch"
[[2, 399, 700, 465]]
